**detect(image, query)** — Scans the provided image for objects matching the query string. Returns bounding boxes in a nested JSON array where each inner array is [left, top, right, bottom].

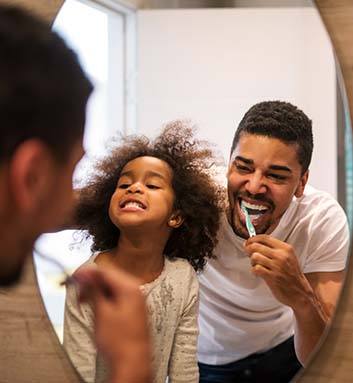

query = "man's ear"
[[9, 139, 54, 213], [167, 211, 184, 229], [294, 170, 309, 198]]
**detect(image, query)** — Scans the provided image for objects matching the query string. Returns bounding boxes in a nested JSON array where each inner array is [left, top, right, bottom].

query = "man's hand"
[[244, 234, 314, 308], [243, 234, 345, 365], [74, 266, 152, 383]]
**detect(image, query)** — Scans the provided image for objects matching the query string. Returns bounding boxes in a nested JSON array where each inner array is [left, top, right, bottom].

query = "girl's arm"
[[74, 266, 152, 383], [168, 273, 199, 383], [63, 281, 97, 383]]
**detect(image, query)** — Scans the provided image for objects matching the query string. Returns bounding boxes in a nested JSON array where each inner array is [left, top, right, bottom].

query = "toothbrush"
[[34, 247, 113, 297], [241, 205, 256, 237]]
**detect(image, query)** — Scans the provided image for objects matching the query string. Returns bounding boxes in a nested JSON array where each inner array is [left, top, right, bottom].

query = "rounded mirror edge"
[[12, 0, 353, 382], [295, 1, 353, 382]]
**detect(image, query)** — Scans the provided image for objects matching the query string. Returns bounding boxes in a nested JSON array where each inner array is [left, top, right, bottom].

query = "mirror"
[[32, 1, 353, 382]]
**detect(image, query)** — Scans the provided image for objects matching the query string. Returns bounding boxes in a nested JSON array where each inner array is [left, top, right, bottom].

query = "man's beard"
[[0, 239, 32, 288], [228, 191, 275, 238], [230, 209, 273, 238], [0, 262, 24, 287]]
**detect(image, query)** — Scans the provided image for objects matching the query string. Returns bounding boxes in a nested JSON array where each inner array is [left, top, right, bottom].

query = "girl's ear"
[[167, 211, 184, 228]]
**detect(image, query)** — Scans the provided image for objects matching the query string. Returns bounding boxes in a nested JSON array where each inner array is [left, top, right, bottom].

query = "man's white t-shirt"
[[198, 185, 350, 365]]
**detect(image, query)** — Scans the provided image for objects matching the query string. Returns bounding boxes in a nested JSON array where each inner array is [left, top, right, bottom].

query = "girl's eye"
[[146, 184, 160, 189], [118, 183, 130, 189]]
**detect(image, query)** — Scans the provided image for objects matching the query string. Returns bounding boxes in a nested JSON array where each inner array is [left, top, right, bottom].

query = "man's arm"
[[293, 270, 344, 364], [244, 235, 345, 366]]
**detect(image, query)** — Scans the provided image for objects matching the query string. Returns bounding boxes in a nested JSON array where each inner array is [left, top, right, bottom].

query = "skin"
[[0, 139, 84, 285], [0, 139, 151, 383], [227, 133, 344, 365], [97, 156, 183, 285], [227, 133, 308, 239]]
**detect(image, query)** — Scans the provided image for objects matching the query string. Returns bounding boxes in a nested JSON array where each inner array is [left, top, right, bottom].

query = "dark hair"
[[230, 101, 313, 173], [0, 5, 93, 161], [75, 121, 224, 272]]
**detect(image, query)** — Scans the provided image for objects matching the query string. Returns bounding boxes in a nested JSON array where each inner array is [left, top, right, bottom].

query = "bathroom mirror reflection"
[[33, 0, 352, 382]]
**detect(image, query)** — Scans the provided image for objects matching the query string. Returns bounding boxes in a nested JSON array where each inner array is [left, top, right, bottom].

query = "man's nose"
[[245, 172, 267, 195]]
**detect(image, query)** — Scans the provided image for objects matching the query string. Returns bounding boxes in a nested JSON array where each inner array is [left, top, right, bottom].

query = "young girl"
[[63, 121, 223, 383]]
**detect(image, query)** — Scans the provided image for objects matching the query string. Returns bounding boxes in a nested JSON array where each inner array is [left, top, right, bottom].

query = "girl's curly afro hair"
[[75, 120, 225, 272]]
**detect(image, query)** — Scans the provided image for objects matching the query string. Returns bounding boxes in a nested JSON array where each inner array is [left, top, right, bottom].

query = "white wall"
[[137, 7, 337, 196]]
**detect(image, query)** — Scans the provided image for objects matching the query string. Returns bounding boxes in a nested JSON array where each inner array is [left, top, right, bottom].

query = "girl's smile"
[[119, 197, 147, 211]]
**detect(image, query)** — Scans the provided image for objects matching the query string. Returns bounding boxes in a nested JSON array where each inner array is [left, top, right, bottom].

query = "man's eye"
[[235, 164, 251, 173], [268, 174, 286, 181]]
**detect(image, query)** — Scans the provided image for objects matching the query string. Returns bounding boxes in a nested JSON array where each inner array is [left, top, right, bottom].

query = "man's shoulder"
[[288, 184, 348, 242], [296, 185, 345, 216], [301, 184, 336, 201]]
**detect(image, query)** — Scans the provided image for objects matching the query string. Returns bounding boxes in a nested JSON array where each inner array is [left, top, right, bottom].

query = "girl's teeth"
[[125, 202, 143, 209]]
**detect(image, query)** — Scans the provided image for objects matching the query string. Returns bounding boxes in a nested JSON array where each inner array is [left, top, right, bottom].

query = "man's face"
[[0, 139, 84, 287], [38, 140, 84, 234], [38, 140, 85, 232], [227, 133, 308, 239]]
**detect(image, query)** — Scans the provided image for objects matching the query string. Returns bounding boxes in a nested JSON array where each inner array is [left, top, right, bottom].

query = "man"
[[0, 5, 151, 383], [198, 101, 349, 383]]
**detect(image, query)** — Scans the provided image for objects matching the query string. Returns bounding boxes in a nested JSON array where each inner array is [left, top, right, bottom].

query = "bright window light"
[[34, 0, 136, 341]]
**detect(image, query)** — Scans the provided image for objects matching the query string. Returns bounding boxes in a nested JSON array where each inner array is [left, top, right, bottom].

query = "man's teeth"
[[250, 214, 262, 220], [241, 200, 268, 213]]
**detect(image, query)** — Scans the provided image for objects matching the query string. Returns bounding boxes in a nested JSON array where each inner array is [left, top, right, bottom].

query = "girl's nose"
[[127, 182, 143, 194]]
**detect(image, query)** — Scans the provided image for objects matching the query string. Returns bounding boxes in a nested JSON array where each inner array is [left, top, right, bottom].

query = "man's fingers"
[[73, 270, 103, 304], [74, 266, 141, 304], [250, 252, 274, 270], [251, 263, 271, 277], [245, 234, 287, 249], [245, 242, 276, 259]]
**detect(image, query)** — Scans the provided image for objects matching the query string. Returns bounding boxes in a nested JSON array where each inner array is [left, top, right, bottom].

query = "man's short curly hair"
[[0, 5, 92, 162], [230, 101, 313, 173], [75, 121, 224, 272]]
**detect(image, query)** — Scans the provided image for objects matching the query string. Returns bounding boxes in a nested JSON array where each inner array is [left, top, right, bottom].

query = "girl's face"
[[109, 156, 181, 232]]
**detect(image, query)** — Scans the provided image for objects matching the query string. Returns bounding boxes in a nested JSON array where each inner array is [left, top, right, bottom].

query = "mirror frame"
[[0, 0, 352, 381]]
